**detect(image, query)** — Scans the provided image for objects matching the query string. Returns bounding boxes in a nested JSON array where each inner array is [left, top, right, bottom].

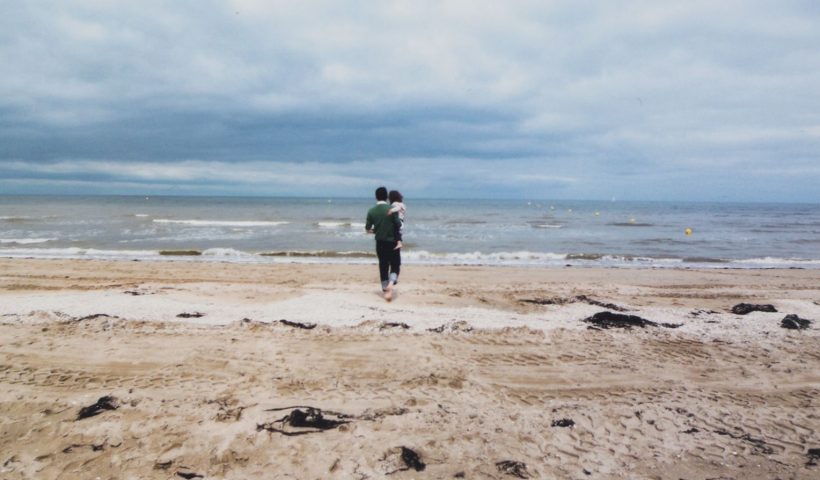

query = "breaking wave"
[[0, 238, 55, 245]]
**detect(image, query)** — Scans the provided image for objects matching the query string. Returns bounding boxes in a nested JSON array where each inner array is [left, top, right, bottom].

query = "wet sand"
[[0, 259, 818, 479]]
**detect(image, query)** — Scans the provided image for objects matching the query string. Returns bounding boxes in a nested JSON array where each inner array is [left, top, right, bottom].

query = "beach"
[[1, 258, 818, 479]]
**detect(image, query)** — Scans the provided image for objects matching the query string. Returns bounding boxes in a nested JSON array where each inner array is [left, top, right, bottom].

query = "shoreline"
[[1, 258, 818, 478], [2, 249, 820, 270]]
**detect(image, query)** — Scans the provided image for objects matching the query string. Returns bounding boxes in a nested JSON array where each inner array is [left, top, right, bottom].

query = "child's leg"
[[393, 221, 403, 250]]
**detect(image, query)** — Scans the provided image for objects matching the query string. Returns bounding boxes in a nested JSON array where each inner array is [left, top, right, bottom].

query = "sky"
[[1, 1, 819, 202]]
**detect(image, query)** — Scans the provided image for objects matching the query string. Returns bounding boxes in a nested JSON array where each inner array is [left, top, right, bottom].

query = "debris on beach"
[[62, 444, 83, 453], [124, 289, 153, 296], [176, 469, 204, 479], [713, 428, 774, 455], [427, 320, 473, 333], [731, 303, 777, 315], [357, 406, 408, 421], [551, 418, 575, 428], [780, 314, 812, 330], [176, 312, 205, 318], [380, 322, 410, 330], [257, 406, 349, 436], [77, 395, 119, 420], [62, 438, 115, 453], [689, 309, 719, 317], [399, 447, 426, 472], [381, 446, 426, 474], [237, 318, 274, 331], [582, 311, 682, 329], [279, 319, 317, 329], [807, 448, 820, 466], [210, 397, 246, 422], [73, 313, 120, 322], [496, 460, 530, 478], [521, 295, 628, 312]]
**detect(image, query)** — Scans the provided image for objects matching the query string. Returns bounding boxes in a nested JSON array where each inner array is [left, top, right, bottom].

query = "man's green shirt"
[[366, 202, 401, 242]]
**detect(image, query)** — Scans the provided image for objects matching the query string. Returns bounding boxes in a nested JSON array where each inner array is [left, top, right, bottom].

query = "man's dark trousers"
[[376, 240, 401, 287]]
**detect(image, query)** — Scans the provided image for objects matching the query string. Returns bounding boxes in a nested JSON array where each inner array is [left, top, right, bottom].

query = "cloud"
[[0, 157, 579, 199], [1, 1, 819, 201]]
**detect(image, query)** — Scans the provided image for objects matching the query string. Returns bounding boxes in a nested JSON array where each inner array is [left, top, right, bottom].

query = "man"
[[365, 186, 402, 301]]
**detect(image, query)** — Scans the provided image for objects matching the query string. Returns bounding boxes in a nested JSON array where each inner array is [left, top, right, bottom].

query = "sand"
[[0, 258, 818, 479]]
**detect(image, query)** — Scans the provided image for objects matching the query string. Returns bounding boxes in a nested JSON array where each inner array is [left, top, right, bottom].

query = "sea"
[[1, 195, 819, 269]]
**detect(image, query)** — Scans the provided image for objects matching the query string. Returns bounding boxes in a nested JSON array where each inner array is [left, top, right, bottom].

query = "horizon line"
[[0, 192, 818, 206]]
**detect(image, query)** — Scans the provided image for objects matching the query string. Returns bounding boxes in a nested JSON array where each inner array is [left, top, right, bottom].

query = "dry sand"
[[0, 258, 818, 479]]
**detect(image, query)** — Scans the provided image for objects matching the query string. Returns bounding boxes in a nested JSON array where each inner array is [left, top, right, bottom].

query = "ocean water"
[[1, 195, 819, 268]]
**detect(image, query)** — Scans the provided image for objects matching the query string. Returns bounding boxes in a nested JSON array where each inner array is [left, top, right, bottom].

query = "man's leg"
[[382, 242, 400, 300], [388, 244, 401, 286], [376, 241, 390, 290]]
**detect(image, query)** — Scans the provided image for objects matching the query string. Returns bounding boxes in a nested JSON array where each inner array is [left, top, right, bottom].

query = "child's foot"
[[394, 241, 403, 250], [384, 282, 394, 301]]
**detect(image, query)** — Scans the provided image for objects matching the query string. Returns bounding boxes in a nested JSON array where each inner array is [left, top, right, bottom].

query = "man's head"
[[375, 186, 388, 201]]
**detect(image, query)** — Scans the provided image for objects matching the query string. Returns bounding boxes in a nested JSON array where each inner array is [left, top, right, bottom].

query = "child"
[[387, 190, 406, 250]]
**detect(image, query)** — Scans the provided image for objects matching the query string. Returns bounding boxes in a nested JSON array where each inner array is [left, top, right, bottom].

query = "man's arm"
[[365, 211, 374, 233]]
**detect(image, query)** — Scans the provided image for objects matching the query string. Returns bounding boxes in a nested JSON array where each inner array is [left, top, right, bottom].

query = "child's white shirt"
[[388, 202, 406, 221]]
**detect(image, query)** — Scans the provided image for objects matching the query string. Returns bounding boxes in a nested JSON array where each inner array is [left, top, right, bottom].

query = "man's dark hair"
[[375, 186, 388, 201], [388, 190, 403, 203]]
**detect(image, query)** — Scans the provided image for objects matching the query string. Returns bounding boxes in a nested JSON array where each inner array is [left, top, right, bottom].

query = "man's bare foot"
[[394, 241, 403, 250]]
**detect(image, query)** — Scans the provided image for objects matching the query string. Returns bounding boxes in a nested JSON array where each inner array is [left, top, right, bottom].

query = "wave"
[[316, 222, 368, 231], [0, 238, 55, 245], [134, 214, 150, 217], [402, 250, 568, 263], [566, 253, 603, 261], [566, 253, 682, 264], [0, 216, 32, 223], [682, 256, 729, 263], [202, 248, 255, 258], [153, 219, 289, 227], [317, 221, 350, 228], [632, 238, 692, 246], [0, 247, 160, 258], [610, 222, 654, 227], [735, 257, 820, 266], [532, 224, 563, 229], [450, 220, 488, 225], [259, 250, 374, 258], [314, 221, 364, 228]]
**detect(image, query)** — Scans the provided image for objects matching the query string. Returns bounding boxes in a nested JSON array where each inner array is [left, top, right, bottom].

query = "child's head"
[[388, 190, 403, 204]]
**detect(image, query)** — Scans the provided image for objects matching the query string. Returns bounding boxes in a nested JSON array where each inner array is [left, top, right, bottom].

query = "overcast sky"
[[1, 1, 819, 201]]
